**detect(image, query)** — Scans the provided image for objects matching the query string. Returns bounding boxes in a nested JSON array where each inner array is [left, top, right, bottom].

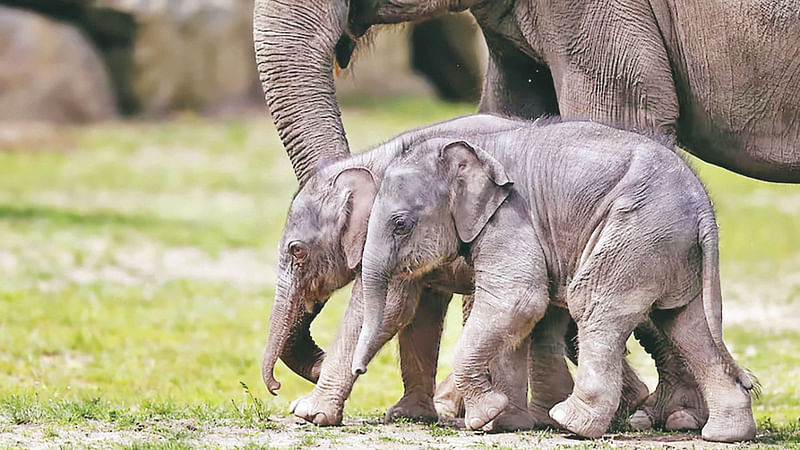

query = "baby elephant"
[[351, 119, 756, 442]]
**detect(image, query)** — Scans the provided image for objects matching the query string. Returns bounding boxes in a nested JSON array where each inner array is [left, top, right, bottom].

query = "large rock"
[[0, 0, 262, 117], [0, 2, 487, 121], [101, 0, 262, 115], [0, 5, 117, 122]]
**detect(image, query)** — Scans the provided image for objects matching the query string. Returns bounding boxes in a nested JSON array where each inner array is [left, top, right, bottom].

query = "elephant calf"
[[351, 119, 757, 442]]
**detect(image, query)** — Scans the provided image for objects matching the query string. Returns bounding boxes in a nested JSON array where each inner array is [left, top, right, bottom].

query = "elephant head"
[[262, 166, 377, 394], [254, 0, 475, 184], [352, 139, 511, 374]]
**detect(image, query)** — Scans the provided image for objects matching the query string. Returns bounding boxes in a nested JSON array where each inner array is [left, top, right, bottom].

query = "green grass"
[[0, 98, 798, 446]]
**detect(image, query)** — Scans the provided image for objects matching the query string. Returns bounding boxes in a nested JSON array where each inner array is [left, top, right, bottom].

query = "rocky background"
[[0, 0, 486, 123]]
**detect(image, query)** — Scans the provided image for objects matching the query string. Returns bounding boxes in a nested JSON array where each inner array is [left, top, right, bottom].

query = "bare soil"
[[0, 417, 750, 449]]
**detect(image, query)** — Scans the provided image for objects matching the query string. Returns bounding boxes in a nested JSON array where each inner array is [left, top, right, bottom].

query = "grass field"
[[0, 98, 799, 448]]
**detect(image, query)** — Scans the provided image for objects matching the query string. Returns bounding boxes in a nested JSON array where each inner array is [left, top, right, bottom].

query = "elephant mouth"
[[335, 34, 356, 69]]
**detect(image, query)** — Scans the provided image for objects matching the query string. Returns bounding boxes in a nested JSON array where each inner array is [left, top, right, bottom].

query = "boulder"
[[101, 0, 262, 115], [0, 5, 117, 122]]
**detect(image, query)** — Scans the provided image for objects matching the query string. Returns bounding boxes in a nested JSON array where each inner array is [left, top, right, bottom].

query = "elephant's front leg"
[[385, 287, 451, 423], [291, 277, 421, 425], [629, 319, 708, 431], [455, 287, 548, 431], [528, 306, 574, 427]]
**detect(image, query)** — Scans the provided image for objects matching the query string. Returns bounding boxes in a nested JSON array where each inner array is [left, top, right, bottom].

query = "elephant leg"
[[528, 306, 573, 427], [386, 288, 451, 423], [454, 292, 546, 431], [433, 293, 473, 419], [652, 298, 755, 442], [629, 318, 707, 431], [292, 277, 421, 425], [565, 317, 650, 421], [481, 335, 534, 432], [549, 295, 648, 438]]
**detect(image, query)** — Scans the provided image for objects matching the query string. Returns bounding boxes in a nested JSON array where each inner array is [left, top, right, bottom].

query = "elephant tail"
[[699, 214, 756, 393]]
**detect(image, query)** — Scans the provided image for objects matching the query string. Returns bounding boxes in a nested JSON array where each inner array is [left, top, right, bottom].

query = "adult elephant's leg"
[[386, 288, 451, 423], [629, 319, 707, 431], [477, 40, 559, 119], [433, 293, 473, 419], [291, 277, 421, 425]]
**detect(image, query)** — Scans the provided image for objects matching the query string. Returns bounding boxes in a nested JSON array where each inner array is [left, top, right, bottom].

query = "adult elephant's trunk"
[[254, 0, 352, 184], [262, 279, 325, 395], [351, 246, 392, 375]]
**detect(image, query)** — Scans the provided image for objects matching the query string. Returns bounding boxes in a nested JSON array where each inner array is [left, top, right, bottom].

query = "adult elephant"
[[255, 0, 799, 429]]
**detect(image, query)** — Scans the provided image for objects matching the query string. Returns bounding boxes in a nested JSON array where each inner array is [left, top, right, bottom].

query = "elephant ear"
[[333, 167, 378, 269], [440, 141, 512, 243]]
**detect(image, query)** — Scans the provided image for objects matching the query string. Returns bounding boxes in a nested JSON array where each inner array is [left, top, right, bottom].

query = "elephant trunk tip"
[[351, 362, 367, 377], [351, 336, 372, 376]]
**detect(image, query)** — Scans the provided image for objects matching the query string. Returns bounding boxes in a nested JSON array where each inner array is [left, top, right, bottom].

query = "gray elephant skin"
[[255, 0, 796, 432], [262, 115, 584, 429], [255, 0, 800, 185], [261, 114, 709, 431], [352, 118, 757, 442]]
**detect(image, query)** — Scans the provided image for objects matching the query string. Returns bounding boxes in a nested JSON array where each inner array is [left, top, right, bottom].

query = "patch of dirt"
[[0, 418, 739, 449]]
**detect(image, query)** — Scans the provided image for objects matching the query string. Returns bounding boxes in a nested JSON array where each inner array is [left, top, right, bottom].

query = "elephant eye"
[[289, 241, 309, 264], [391, 213, 415, 236]]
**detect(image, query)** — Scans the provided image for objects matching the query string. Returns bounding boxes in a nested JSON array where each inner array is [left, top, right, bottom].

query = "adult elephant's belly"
[[676, 94, 800, 183]]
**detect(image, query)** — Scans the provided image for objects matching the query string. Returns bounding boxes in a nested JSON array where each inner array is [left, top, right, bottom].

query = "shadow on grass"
[[0, 204, 257, 249], [0, 205, 168, 229]]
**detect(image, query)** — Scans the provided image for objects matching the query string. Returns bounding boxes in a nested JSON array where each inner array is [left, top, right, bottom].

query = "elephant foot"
[[484, 404, 535, 432], [549, 394, 612, 438], [633, 377, 707, 431], [627, 409, 653, 430], [464, 390, 508, 431], [290, 392, 343, 426], [385, 392, 438, 423], [433, 373, 464, 419], [627, 408, 703, 431], [528, 401, 561, 429]]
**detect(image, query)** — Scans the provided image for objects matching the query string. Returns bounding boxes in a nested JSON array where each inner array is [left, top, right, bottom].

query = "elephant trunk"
[[351, 246, 392, 375], [262, 278, 325, 395], [254, 0, 352, 185]]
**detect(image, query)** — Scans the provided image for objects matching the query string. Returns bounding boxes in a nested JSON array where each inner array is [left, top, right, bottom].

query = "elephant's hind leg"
[[652, 298, 756, 442], [629, 319, 708, 431], [549, 291, 649, 438]]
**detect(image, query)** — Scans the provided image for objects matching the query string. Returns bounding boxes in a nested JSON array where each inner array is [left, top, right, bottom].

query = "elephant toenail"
[[469, 417, 483, 429]]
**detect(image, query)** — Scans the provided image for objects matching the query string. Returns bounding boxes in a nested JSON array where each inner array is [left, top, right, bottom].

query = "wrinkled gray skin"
[[262, 115, 685, 430], [354, 119, 757, 442], [263, 115, 538, 428], [255, 0, 798, 430]]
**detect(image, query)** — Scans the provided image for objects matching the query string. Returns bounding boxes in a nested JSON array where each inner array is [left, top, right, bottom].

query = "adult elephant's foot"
[[290, 392, 343, 426], [385, 392, 438, 423], [629, 378, 707, 431], [464, 391, 508, 431], [433, 373, 464, 418], [549, 394, 613, 438]]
